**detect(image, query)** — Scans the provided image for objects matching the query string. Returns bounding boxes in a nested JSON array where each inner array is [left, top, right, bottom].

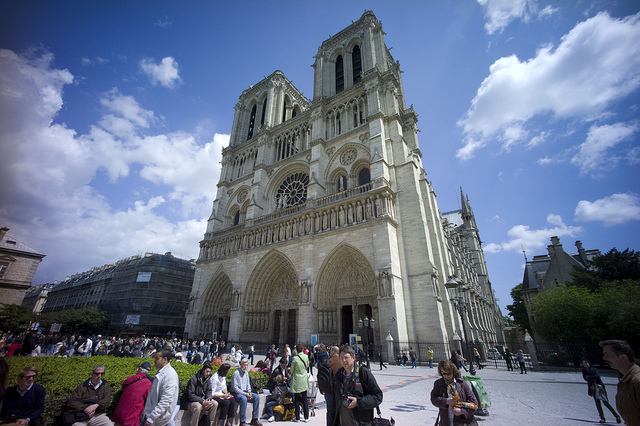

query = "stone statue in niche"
[[231, 290, 240, 310], [378, 268, 392, 298], [299, 280, 310, 304]]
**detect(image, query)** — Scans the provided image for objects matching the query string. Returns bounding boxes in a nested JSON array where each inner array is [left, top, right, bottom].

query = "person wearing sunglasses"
[[0, 367, 45, 426], [62, 366, 113, 426]]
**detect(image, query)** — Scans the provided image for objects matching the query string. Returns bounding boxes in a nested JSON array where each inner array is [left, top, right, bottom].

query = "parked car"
[[486, 348, 502, 360]]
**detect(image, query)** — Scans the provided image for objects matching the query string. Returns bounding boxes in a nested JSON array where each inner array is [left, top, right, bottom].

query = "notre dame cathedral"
[[185, 11, 503, 358]]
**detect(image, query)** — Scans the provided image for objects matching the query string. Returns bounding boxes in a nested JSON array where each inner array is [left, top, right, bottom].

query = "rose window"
[[275, 172, 309, 209]]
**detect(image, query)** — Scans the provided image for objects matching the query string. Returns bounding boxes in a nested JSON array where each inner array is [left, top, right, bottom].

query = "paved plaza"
[[296, 363, 621, 426]]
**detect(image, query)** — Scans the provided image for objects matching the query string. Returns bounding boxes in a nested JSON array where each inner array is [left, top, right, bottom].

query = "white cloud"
[[477, 0, 557, 34], [458, 12, 640, 159], [575, 193, 640, 226], [528, 131, 548, 148], [140, 56, 181, 88], [571, 122, 638, 173], [484, 214, 581, 253], [537, 156, 553, 165], [0, 48, 225, 283]]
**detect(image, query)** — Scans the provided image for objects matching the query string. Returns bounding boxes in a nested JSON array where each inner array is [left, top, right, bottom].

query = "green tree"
[[572, 248, 640, 291], [40, 308, 108, 335], [594, 280, 640, 343], [0, 304, 35, 332], [506, 284, 531, 334], [531, 285, 596, 343]]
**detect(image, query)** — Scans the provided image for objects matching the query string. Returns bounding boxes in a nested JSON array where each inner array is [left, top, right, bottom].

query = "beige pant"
[[188, 401, 218, 426], [72, 413, 114, 426]]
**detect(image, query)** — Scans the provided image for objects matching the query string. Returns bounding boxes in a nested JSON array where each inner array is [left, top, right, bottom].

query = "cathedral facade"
[[185, 11, 503, 356]]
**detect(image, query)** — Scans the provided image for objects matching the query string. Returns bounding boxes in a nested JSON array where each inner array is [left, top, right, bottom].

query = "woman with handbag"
[[430, 361, 477, 425], [291, 344, 310, 422], [581, 360, 621, 424]]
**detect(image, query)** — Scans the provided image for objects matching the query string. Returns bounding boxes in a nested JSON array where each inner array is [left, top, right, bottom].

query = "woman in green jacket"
[[290, 344, 310, 422]]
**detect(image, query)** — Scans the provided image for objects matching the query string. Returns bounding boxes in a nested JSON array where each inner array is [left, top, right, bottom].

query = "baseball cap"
[[138, 361, 152, 370]]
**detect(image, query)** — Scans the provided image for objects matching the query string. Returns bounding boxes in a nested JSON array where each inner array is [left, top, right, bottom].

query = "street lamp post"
[[445, 276, 477, 375], [358, 316, 375, 369]]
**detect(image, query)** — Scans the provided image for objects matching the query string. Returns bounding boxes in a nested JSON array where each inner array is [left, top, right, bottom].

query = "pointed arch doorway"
[[200, 272, 233, 340], [316, 244, 378, 345], [244, 250, 299, 345]]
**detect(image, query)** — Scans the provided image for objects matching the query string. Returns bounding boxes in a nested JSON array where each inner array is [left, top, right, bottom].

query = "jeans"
[[294, 392, 309, 420], [234, 392, 260, 422], [594, 396, 619, 420], [428, 359, 433, 368], [325, 393, 335, 426], [519, 361, 527, 374], [263, 401, 278, 419]]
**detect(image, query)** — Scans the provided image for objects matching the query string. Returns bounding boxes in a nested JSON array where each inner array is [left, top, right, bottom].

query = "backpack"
[[317, 360, 332, 395]]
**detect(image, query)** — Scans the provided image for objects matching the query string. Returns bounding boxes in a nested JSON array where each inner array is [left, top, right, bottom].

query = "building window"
[[247, 104, 257, 139], [260, 97, 267, 126], [233, 211, 241, 226], [335, 55, 344, 93], [352, 45, 362, 84], [336, 112, 341, 135], [275, 172, 309, 209], [358, 167, 370, 186], [0, 262, 8, 278]]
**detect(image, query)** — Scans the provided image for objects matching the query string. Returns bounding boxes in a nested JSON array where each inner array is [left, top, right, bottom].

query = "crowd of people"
[[1, 331, 638, 426]]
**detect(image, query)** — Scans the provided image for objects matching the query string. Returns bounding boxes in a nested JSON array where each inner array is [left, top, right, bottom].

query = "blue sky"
[[1, 1, 639, 313]]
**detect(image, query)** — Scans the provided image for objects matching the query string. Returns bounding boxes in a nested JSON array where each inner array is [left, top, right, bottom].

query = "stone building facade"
[[0, 227, 45, 306], [22, 283, 54, 314], [521, 236, 600, 343], [42, 252, 195, 335], [185, 11, 503, 356]]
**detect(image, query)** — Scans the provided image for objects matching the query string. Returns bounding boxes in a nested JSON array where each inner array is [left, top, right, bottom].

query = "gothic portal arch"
[[200, 271, 233, 340], [244, 250, 299, 345], [316, 243, 378, 344]]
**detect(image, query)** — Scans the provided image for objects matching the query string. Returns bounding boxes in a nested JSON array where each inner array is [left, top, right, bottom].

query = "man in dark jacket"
[[268, 358, 291, 391], [185, 362, 217, 426], [0, 367, 45, 426], [333, 346, 383, 425], [63, 365, 113, 426]]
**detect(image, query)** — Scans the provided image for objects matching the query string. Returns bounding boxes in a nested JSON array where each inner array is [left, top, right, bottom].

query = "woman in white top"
[[210, 363, 237, 426]]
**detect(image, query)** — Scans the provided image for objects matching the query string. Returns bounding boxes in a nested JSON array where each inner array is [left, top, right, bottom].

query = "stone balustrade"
[[199, 178, 395, 262]]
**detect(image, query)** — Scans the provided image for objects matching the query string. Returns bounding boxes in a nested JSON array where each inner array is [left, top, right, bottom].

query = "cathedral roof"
[[239, 70, 309, 108]]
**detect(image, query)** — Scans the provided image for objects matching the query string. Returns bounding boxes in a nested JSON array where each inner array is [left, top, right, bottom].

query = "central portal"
[[341, 305, 353, 344]]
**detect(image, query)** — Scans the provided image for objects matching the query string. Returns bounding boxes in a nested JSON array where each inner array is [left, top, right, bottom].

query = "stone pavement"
[[291, 363, 622, 426]]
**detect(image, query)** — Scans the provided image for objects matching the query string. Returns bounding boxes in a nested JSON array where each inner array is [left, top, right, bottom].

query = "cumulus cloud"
[[477, 0, 558, 34], [458, 12, 640, 159], [140, 56, 181, 88], [575, 193, 640, 226], [0, 48, 226, 283], [484, 214, 582, 253], [571, 122, 638, 173]]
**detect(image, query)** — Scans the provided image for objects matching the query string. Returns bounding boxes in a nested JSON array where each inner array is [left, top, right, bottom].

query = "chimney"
[[0, 227, 8, 241], [575, 240, 588, 265], [547, 236, 562, 257], [550, 236, 561, 246]]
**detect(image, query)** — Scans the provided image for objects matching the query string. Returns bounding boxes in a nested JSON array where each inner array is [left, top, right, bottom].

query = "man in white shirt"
[[143, 350, 179, 426], [231, 359, 262, 426]]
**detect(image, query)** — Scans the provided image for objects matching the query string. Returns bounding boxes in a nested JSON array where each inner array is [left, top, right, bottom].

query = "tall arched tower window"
[[233, 211, 241, 226], [260, 97, 267, 126], [335, 55, 344, 93], [247, 104, 257, 140], [358, 167, 370, 186], [352, 45, 362, 84]]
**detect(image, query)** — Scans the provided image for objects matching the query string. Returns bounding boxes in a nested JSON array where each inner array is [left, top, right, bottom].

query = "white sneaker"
[[302, 420, 308, 423], [267, 416, 274, 423]]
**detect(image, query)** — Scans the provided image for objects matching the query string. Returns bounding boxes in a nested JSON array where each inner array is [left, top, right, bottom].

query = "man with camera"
[[333, 346, 383, 425]]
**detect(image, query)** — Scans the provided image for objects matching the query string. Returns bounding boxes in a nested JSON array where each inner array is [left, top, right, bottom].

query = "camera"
[[343, 396, 352, 407]]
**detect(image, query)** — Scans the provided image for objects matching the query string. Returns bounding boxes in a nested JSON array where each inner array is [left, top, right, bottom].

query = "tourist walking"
[[143, 350, 180, 426], [409, 348, 417, 369], [427, 347, 434, 369], [472, 347, 483, 370], [600, 339, 640, 425], [378, 352, 387, 370], [516, 350, 527, 374], [581, 360, 620, 424], [291, 344, 310, 422], [504, 348, 514, 371], [430, 360, 478, 425]]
